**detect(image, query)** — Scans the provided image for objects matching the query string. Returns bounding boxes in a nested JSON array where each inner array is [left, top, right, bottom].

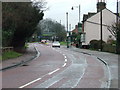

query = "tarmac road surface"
[[2, 43, 110, 88]]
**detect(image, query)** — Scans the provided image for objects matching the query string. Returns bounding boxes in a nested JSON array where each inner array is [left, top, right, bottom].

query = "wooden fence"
[[1, 47, 13, 53]]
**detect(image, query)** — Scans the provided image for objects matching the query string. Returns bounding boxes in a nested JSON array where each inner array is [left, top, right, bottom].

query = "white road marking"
[[19, 77, 42, 88], [63, 54, 65, 56], [72, 57, 87, 88], [48, 68, 60, 75], [46, 78, 63, 88], [62, 63, 66, 67], [19, 68, 60, 88], [64, 56, 67, 59], [59, 52, 62, 54], [65, 59, 67, 62], [72, 67, 86, 88]]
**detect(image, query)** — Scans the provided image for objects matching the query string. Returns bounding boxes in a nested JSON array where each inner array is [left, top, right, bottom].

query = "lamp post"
[[71, 4, 80, 23], [66, 12, 69, 48], [71, 4, 82, 48]]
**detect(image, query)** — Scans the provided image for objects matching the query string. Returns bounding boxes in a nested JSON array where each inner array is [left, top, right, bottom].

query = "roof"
[[83, 12, 96, 22], [82, 8, 119, 22]]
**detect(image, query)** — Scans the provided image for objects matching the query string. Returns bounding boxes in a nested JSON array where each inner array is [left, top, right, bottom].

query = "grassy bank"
[[60, 42, 67, 45], [2, 51, 22, 60]]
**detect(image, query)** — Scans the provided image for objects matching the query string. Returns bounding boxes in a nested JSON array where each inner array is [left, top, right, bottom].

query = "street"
[[2, 43, 113, 88]]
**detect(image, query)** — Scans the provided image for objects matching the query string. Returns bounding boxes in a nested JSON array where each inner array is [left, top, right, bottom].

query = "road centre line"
[[19, 68, 60, 88], [19, 44, 67, 88], [48, 68, 60, 75], [19, 77, 42, 88], [65, 59, 67, 62], [64, 56, 67, 59], [63, 54, 65, 56], [62, 63, 66, 67]]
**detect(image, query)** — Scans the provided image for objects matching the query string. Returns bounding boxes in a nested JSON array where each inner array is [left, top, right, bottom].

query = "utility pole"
[[116, 0, 119, 54], [66, 12, 69, 48], [100, 9, 103, 51], [79, 5, 80, 23]]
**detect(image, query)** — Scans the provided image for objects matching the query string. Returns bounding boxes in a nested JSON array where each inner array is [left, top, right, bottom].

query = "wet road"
[[2, 43, 110, 88]]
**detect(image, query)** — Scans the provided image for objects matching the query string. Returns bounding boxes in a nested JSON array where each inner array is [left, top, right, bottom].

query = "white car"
[[52, 41, 60, 48]]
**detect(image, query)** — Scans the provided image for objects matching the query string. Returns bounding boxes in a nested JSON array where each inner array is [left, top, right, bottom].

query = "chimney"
[[97, 0, 106, 12], [75, 25, 78, 29]]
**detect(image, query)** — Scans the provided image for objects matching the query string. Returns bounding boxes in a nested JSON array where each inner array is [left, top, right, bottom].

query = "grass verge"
[[60, 42, 67, 45], [2, 51, 22, 60]]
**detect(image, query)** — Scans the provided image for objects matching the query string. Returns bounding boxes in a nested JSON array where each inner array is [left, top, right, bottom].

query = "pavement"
[[0, 43, 37, 71], [1, 43, 119, 88]]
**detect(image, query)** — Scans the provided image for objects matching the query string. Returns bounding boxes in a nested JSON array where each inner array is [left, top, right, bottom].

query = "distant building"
[[82, 0, 118, 47], [72, 25, 78, 34]]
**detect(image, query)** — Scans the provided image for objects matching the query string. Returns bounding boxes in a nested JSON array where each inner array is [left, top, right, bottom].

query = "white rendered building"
[[82, 1, 117, 46]]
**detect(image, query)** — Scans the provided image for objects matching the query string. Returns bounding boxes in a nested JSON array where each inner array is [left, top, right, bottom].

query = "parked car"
[[41, 40, 46, 43], [52, 41, 60, 48]]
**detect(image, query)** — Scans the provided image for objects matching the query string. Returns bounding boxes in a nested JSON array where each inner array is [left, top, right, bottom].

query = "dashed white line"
[[19, 77, 42, 88], [19, 68, 60, 88], [65, 59, 67, 62], [63, 54, 65, 56], [48, 68, 60, 75], [62, 63, 66, 67], [64, 56, 67, 59]]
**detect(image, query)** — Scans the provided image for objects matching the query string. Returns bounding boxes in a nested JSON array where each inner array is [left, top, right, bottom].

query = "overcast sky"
[[44, 0, 119, 30]]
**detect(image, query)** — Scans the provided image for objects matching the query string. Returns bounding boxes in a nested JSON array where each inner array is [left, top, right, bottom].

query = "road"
[[2, 43, 110, 88]]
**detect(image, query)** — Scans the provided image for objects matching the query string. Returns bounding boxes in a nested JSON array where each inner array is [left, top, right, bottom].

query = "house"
[[72, 25, 78, 34], [82, 0, 118, 47]]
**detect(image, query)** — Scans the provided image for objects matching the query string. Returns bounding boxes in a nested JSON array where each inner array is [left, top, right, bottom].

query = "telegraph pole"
[[66, 12, 69, 48], [100, 9, 103, 51], [116, 0, 119, 54], [79, 5, 80, 23]]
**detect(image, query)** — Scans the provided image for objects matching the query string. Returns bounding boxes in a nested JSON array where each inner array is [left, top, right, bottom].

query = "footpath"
[[69, 46, 119, 88], [0, 43, 37, 71]]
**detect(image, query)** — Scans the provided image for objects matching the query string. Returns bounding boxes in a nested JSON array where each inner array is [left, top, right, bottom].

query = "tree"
[[2, 2, 45, 52], [37, 19, 66, 41], [107, 22, 120, 54]]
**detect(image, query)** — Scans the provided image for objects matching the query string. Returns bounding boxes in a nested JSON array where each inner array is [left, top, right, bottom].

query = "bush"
[[103, 44, 116, 53], [89, 39, 106, 50], [90, 40, 99, 49]]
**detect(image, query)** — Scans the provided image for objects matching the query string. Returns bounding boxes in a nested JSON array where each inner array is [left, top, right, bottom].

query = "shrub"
[[89, 39, 106, 50], [90, 40, 99, 49], [103, 44, 116, 53]]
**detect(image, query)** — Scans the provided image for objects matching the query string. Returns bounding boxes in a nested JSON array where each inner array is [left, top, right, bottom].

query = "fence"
[[1, 47, 13, 53]]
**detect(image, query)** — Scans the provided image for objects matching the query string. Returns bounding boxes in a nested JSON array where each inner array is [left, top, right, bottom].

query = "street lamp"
[[71, 4, 80, 23], [71, 4, 82, 48]]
